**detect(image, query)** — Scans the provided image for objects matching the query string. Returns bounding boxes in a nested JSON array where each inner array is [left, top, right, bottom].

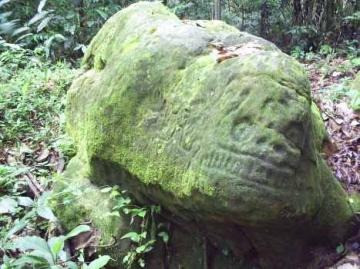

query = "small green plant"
[[0, 164, 110, 269], [350, 57, 360, 68], [2, 225, 111, 269], [342, 40, 360, 59], [319, 80, 351, 101], [348, 87, 360, 111], [304, 51, 321, 62], [290, 46, 306, 60], [317, 77, 360, 112], [0, 165, 27, 196], [319, 44, 335, 57], [100, 186, 169, 269], [343, 11, 360, 25], [0, 166, 48, 266], [10, 225, 91, 268]]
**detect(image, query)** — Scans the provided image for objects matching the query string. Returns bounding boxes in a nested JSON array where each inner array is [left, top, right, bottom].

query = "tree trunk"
[[213, 0, 221, 20], [323, 0, 342, 33], [260, 0, 270, 39], [293, 0, 303, 24], [303, 0, 314, 22]]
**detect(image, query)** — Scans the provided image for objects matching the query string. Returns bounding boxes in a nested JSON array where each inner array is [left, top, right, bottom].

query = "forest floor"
[[0, 52, 359, 268], [305, 56, 360, 269], [307, 58, 359, 192]]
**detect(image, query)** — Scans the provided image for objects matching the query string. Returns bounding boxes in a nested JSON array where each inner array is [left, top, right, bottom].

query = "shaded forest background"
[[1, 0, 359, 62]]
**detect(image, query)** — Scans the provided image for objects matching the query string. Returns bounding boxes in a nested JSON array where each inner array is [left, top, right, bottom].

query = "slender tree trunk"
[[323, 0, 342, 32], [213, 0, 221, 20], [303, 0, 313, 22], [293, 0, 303, 24], [78, 0, 86, 28], [260, 0, 270, 39], [73, 0, 86, 43]]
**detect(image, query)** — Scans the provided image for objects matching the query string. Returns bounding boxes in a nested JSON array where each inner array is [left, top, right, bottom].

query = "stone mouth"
[[199, 143, 295, 192]]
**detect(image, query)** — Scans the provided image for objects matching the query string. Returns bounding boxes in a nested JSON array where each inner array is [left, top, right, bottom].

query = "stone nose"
[[228, 87, 309, 153]]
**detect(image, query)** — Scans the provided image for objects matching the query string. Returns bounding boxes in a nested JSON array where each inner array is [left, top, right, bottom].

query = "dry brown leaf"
[[36, 148, 50, 162]]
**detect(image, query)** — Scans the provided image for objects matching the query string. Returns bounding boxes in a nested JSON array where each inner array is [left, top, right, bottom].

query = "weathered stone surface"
[[58, 2, 359, 268]]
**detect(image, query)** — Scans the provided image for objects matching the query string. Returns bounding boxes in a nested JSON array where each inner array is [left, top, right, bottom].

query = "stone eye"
[[284, 121, 306, 149]]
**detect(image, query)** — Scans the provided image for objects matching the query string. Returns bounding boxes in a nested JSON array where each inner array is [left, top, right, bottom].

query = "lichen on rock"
[[56, 2, 359, 268]]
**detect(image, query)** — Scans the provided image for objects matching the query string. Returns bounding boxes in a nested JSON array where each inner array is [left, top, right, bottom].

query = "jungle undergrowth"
[[100, 186, 169, 268], [0, 48, 168, 268], [0, 48, 112, 268]]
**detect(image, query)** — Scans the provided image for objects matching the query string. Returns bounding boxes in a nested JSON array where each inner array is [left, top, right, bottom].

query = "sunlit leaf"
[[0, 197, 18, 214], [12, 255, 49, 267], [158, 231, 169, 243], [28, 11, 50, 26], [100, 187, 112, 193], [121, 232, 140, 243], [15, 236, 54, 265], [38, 0, 48, 13], [86, 255, 111, 269], [65, 224, 91, 239], [48, 236, 65, 259], [17, 196, 34, 207], [37, 16, 53, 32], [36, 192, 57, 221], [0, 0, 11, 8], [11, 26, 30, 36]]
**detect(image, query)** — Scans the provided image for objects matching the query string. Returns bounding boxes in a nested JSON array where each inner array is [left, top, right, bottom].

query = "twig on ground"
[[25, 172, 42, 198]]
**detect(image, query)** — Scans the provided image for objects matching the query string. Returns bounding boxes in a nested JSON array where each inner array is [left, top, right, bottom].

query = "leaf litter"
[[306, 57, 360, 268], [307, 58, 359, 192]]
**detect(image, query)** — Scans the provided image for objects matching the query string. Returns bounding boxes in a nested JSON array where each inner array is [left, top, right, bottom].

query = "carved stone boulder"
[[57, 2, 358, 268]]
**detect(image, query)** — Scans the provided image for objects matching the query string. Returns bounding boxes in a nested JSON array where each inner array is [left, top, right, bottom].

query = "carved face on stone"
[[135, 49, 321, 226], [67, 2, 329, 227]]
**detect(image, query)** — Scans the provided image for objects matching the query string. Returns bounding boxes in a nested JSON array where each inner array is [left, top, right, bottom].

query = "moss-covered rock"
[[58, 2, 359, 268]]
